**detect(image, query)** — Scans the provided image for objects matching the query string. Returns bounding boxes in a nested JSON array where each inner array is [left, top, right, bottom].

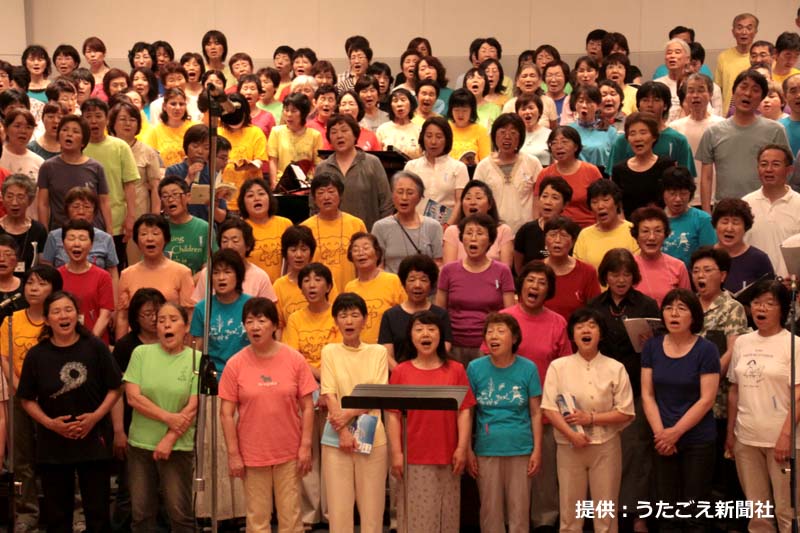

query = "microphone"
[[205, 83, 241, 114], [0, 293, 22, 309]]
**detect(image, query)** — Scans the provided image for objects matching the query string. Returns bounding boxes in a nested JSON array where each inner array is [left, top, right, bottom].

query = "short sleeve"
[[42, 232, 57, 263], [117, 271, 132, 312], [499, 263, 515, 293], [612, 363, 635, 415], [97, 269, 115, 311], [374, 345, 389, 385], [177, 266, 196, 309], [377, 309, 394, 346], [641, 337, 658, 369], [123, 345, 145, 385], [296, 351, 320, 398], [319, 345, 337, 396], [453, 161, 469, 191], [727, 339, 741, 383], [189, 304, 205, 337], [527, 361, 542, 398], [698, 340, 721, 375], [496, 224, 514, 250], [695, 129, 713, 165], [218, 352, 240, 403], [442, 225, 460, 249], [438, 263, 453, 293], [282, 314, 300, 350], [540, 360, 560, 411], [454, 363, 476, 409]]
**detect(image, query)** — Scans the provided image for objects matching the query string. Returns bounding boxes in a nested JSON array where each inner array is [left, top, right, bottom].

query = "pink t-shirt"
[[357, 129, 382, 151], [536, 162, 602, 228], [251, 109, 276, 141], [438, 260, 515, 347], [218, 344, 319, 467], [547, 260, 601, 322], [118, 259, 195, 313], [498, 304, 572, 381], [58, 264, 114, 341], [389, 361, 476, 465], [634, 253, 691, 306], [443, 223, 514, 263]]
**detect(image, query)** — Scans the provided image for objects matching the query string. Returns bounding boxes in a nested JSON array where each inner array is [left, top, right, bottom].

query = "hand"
[[564, 410, 592, 427], [391, 451, 404, 480], [527, 450, 542, 477], [724, 433, 736, 459], [451, 446, 467, 476], [227, 452, 245, 478], [654, 427, 681, 452], [153, 437, 175, 461], [164, 412, 192, 435], [297, 445, 312, 476], [48, 415, 81, 439], [569, 431, 591, 449], [74, 412, 100, 439], [656, 444, 677, 456], [123, 215, 135, 243], [328, 409, 352, 431], [338, 431, 356, 453], [187, 160, 205, 181], [466, 448, 479, 478], [234, 159, 257, 171], [113, 430, 128, 460], [775, 432, 792, 463]]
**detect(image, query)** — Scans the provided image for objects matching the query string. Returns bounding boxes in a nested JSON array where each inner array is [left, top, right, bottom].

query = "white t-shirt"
[[743, 187, 800, 277], [728, 329, 800, 447], [404, 155, 469, 219]]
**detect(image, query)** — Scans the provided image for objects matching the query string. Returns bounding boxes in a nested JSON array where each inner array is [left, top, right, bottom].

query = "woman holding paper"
[[542, 307, 635, 533], [320, 292, 389, 533]]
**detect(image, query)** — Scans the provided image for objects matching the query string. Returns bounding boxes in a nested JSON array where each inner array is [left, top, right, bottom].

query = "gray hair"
[[1, 173, 36, 202], [391, 170, 425, 197], [665, 38, 691, 57]]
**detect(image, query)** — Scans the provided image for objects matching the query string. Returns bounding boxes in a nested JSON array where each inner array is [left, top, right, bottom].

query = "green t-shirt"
[[165, 216, 214, 274], [257, 101, 282, 123], [124, 343, 198, 451], [84, 136, 140, 235]]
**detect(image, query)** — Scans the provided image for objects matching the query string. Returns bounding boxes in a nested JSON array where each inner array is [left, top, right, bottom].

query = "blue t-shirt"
[[572, 123, 618, 172], [663, 207, 717, 268], [42, 228, 119, 269], [779, 116, 800, 160], [641, 335, 720, 447], [190, 293, 252, 374], [652, 63, 713, 81], [164, 161, 228, 221], [467, 355, 541, 456]]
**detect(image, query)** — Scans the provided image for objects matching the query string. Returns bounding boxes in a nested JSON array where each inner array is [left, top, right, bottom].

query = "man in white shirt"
[[743, 144, 800, 277]]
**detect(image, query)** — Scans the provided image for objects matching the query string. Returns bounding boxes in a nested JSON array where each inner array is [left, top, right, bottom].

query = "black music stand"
[[342, 384, 468, 533]]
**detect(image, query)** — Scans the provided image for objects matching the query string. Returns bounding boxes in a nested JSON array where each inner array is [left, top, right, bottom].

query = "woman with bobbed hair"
[[463, 67, 501, 129], [141, 88, 196, 167], [102, 68, 131, 100], [542, 306, 635, 533], [448, 88, 490, 164], [376, 88, 421, 159], [565, 84, 618, 172], [1, 108, 44, 188], [642, 288, 720, 532], [503, 62, 558, 129], [404, 116, 469, 227], [415, 56, 453, 115], [82, 36, 110, 97], [128, 42, 155, 71], [335, 91, 381, 150], [473, 113, 541, 233], [516, 92, 551, 165], [21, 44, 51, 103], [268, 92, 322, 190], [201, 29, 233, 87], [712, 198, 774, 293], [355, 75, 390, 131], [130, 67, 159, 121]]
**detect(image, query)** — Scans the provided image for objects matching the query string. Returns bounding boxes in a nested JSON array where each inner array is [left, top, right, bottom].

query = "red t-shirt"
[[57, 264, 114, 342], [219, 345, 318, 467], [389, 360, 476, 465], [536, 161, 602, 228], [546, 259, 601, 322], [0, 167, 10, 218]]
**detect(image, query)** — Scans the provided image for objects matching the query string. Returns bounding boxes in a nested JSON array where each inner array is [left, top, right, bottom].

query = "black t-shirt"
[[513, 220, 549, 266], [378, 304, 454, 364], [112, 331, 144, 433], [0, 221, 48, 277], [611, 156, 675, 219], [17, 334, 123, 464]]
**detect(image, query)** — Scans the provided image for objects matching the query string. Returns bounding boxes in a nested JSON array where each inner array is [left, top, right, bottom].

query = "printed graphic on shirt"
[[52, 361, 88, 398], [316, 237, 347, 268], [212, 314, 246, 348], [258, 374, 278, 387], [475, 377, 526, 406], [742, 358, 765, 385], [296, 327, 338, 365], [253, 238, 281, 270]]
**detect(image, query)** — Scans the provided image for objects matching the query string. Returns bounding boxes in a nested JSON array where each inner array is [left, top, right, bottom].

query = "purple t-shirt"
[[439, 260, 514, 347], [724, 246, 775, 294], [641, 335, 720, 447], [37, 156, 109, 230]]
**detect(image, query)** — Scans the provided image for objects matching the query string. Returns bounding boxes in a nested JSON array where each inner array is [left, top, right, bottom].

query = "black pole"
[[789, 277, 798, 533]]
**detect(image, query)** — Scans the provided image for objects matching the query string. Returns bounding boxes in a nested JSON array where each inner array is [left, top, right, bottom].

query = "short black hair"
[[416, 78, 441, 98], [22, 45, 52, 78], [337, 90, 365, 121], [598, 248, 642, 285], [158, 175, 190, 195], [218, 217, 256, 257], [405, 310, 448, 363], [25, 264, 63, 293], [57, 115, 90, 150], [479, 59, 507, 94], [298, 262, 333, 298], [182, 123, 209, 154], [690, 245, 731, 274], [133, 213, 171, 245], [108, 101, 142, 137], [669, 25, 695, 41], [70, 68, 94, 94], [758, 143, 794, 165], [61, 218, 94, 243], [127, 288, 166, 335], [128, 42, 156, 69], [415, 56, 448, 86], [661, 288, 705, 334], [332, 292, 367, 318], [586, 29, 608, 46], [131, 67, 159, 103], [310, 172, 345, 196], [490, 113, 526, 153], [397, 254, 439, 289], [202, 30, 228, 62], [776, 31, 800, 53], [689, 42, 706, 65], [325, 113, 360, 144], [80, 97, 109, 116], [636, 81, 672, 119], [237, 178, 278, 219], [601, 32, 630, 57], [586, 179, 622, 210], [419, 116, 453, 155], [153, 40, 175, 62], [516, 260, 556, 300], [45, 78, 77, 102], [483, 312, 522, 352], [53, 44, 80, 68], [447, 88, 478, 123], [731, 70, 768, 102], [212, 248, 245, 294], [543, 216, 581, 242], [0, 235, 17, 257], [388, 88, 417, 121], [547, 126, 583, 157], [242, 297, 279, 328], [712, 198, 754, 231], [281, 225, 316, 259], [463, 68, 489, 96], [256, 67, 281, 88], [293, 48, 319, 66], [537, 176, 573, 204], [458, 213, 498, 247], [568, 307, 608, 341], [456, 180, 500, 223], [630, 206, 671, 239], [569, 84, 601, 112], [273, 45, 295, 59], [661, 165, 696, 197], [283, 92, 312, 122], [749, 279, 792, 324]]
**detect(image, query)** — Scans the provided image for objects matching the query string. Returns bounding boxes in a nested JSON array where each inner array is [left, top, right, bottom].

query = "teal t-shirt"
[[467, 355, 541, 456], [607, 127, 697, 177], [124, 343, 199, 451], [165, 216, 213, 274], [663, 207, 717, 268], [190, 293, 252, 374], [779, 116, 800, 160]]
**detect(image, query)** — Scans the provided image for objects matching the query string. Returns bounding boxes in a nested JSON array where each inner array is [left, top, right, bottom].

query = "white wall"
[[8, 0, 800, 82]]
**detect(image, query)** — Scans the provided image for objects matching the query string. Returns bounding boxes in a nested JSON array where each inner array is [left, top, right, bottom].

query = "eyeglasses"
[[751, 300, 779, 309], [691, 267, 719, 276], [160, 192, 185, 201]]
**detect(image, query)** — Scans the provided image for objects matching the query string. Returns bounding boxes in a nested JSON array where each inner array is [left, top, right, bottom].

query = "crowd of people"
[[1, 9, 800, 533]]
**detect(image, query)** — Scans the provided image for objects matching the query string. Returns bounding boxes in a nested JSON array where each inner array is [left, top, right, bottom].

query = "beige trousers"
[[322, 444, 388, 533], [475, 455, 532, 533], [243, 461, 303, 533]]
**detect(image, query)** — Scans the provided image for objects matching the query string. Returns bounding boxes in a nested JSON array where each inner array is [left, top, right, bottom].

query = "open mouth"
[[596, 210, 609, 222], [343, 327, 356, 336], [164, 331, 175, 339], [420, 339, 433, 347], [488, 341, 501, 350], [467, 206, 479, 215], [467, 243, 480, 253], [668, 319, 681, 327], [579, 334, 592, 344], [70, 247, 84, 259], [144, 244, 158, 252], [754, 313, 767, 321], [696, 280, 706, 290]]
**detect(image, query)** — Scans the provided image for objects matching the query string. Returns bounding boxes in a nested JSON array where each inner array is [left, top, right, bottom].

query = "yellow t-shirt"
[[142, 121, 196, 167], [714, 47, 751, 112], [219, 125, 269, 212], [274, 274, 339, 328], [773, 68, 800, 86], [283, 306, 342, 368], [450, 122, 491, 162], [344, 271, 407, 344], [248, 216, 293, 282], [320, 342, 388, 447], [573, 220, 640, 271], [621, 85, 639, 116], [266, 125, 322, 180], [0, 309, 45, 377], [301, 213, 366, 294]]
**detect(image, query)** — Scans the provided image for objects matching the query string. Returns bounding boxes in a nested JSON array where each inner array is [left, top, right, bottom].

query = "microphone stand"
[[788, 276, 799, 533], [4, 307, 20, 528], [193, 83, 223, 533]]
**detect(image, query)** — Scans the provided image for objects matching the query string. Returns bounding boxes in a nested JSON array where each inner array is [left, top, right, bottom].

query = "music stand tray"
[[342, 384, 468, 533]]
